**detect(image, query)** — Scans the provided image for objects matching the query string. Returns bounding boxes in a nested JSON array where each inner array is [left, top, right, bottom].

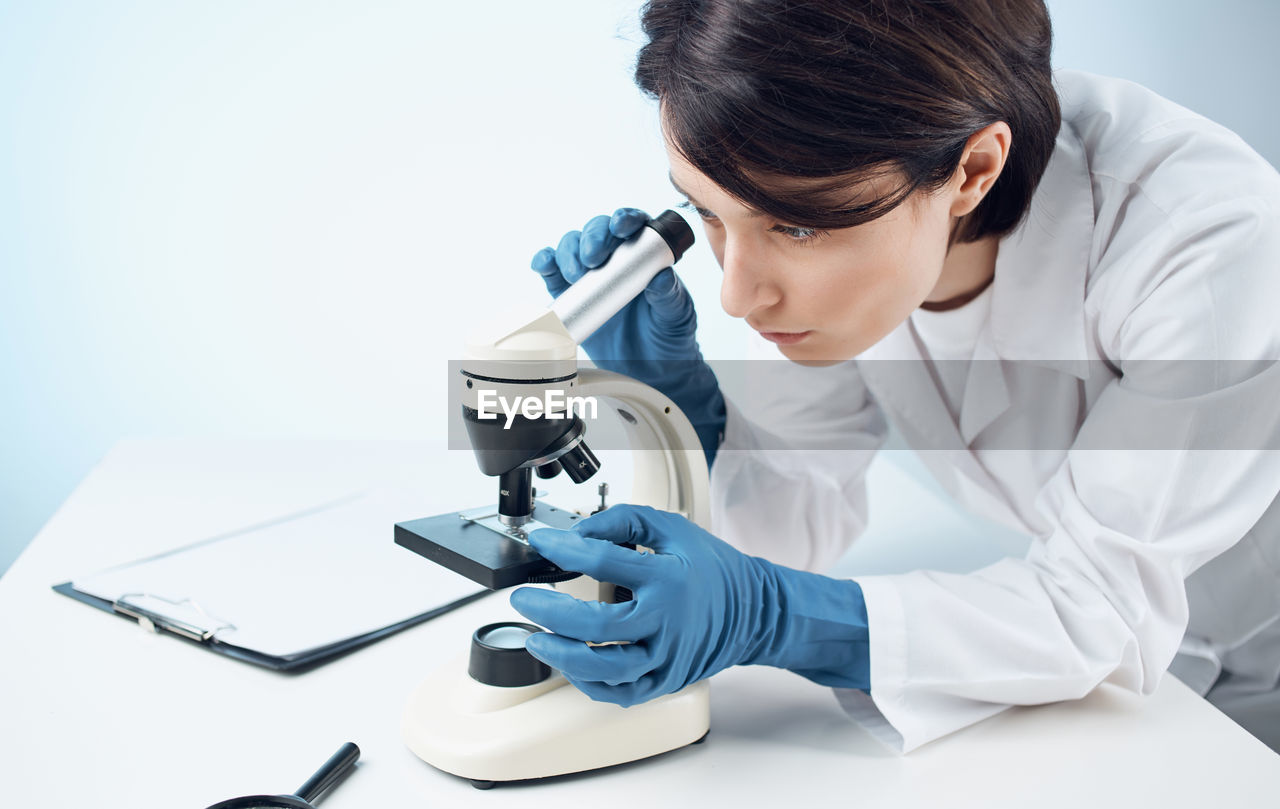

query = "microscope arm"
[[571, 368, 710, 530]]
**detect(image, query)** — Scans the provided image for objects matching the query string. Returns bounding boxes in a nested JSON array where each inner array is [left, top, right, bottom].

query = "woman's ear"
[[949, 122, 1013, 218]]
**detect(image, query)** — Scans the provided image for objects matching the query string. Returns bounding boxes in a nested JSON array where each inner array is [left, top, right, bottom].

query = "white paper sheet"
[[72, 489, 486, 659]]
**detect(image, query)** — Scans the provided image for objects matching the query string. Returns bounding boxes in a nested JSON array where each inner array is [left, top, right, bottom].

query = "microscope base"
[[402, 652, 711, 785]]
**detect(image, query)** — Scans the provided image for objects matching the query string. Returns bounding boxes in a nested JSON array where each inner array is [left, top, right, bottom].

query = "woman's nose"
[[719, 236, 780, 319]]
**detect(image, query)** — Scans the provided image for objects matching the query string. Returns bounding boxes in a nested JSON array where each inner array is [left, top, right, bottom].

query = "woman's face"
[[666, 143, 964, 366]]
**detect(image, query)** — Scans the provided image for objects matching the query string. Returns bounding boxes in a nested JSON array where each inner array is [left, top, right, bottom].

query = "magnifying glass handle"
[[295, 742, 361, 804]]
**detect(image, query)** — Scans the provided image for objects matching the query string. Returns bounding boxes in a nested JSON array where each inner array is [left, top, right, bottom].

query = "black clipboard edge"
[[52, 581, 493, 673]]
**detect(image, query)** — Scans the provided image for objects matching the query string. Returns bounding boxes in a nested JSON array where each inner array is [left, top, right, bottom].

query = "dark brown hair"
[[634, 0, 1060, 242]]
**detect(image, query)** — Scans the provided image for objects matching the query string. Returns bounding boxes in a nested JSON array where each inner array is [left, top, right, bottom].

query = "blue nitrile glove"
[[532, 208, 726, 468], [509, 505, 870, 707]]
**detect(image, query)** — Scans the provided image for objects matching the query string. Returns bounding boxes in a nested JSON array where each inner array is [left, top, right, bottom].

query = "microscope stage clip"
[[457, 504, 565, 544]]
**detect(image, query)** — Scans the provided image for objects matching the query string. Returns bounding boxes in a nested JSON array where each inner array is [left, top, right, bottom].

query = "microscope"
[[394, 211, 711, 788]]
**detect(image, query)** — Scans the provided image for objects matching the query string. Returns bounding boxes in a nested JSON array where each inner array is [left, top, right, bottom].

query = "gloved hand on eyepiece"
[[509, 505, 871, 707], [532, 208, 727, 468]]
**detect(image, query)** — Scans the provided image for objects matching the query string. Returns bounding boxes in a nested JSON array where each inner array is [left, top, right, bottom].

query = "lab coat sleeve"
[[709, 331, 888, 572], [840, 189, 1280, 753]]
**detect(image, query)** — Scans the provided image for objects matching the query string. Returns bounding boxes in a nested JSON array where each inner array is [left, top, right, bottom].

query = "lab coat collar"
[[958, 334, 1010, 444], [987, 121, 1096, 380]]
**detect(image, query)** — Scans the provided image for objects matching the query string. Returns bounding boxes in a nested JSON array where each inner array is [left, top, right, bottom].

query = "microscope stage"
[[395, 503, 584, 590]]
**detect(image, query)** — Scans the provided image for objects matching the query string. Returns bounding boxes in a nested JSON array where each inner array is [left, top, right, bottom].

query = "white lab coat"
[[709, 70, 1280, 753]]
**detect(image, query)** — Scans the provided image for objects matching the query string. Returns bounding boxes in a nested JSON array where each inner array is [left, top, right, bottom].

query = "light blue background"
[[3, 0, 1278, 578]]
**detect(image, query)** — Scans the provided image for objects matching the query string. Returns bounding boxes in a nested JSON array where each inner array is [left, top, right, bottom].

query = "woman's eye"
[[678, 200, 718, 221], [770, 224, 826, 244]]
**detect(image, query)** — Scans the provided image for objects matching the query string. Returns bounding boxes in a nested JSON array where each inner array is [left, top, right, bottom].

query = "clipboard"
[[53, 490, 493, 672]]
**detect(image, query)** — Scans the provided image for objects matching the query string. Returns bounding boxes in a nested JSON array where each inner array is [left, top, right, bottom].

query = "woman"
[[510, 0, 1280, 753]]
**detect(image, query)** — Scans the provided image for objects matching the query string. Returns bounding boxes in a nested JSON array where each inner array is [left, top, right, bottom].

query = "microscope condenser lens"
[[481, 625, 534, 650], [469, 621, 552, 687]]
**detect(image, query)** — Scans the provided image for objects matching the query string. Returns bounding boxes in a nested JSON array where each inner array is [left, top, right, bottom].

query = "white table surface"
[[3, 438, 1279, 807]]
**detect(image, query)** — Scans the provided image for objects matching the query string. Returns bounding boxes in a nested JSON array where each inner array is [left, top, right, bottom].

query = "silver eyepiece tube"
[[549, 210, 695, 345]]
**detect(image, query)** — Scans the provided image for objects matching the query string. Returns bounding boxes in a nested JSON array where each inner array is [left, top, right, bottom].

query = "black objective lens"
[[535, 460, 562, 479], [557, 440, 600, 484], [498, 467, 533, 523]]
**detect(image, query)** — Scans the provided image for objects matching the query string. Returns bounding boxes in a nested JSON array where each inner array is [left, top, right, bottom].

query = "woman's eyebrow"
[[668, 173, 763, 218], [667, 172, 701, 206]]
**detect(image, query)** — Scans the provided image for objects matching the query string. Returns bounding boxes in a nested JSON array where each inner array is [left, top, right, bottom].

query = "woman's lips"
[[756, 330, 812, 345]]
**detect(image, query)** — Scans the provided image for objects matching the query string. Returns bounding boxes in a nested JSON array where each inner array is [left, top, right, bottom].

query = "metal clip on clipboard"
[[112, 593, 237, 642]]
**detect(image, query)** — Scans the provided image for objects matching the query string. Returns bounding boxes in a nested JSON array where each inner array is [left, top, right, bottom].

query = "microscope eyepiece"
[[647, 209, 696, 261]]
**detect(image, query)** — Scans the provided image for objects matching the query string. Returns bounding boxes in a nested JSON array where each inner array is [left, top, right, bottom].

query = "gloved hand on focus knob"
[[532, 208, 727, 468], [509, 504, 871, 707]]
